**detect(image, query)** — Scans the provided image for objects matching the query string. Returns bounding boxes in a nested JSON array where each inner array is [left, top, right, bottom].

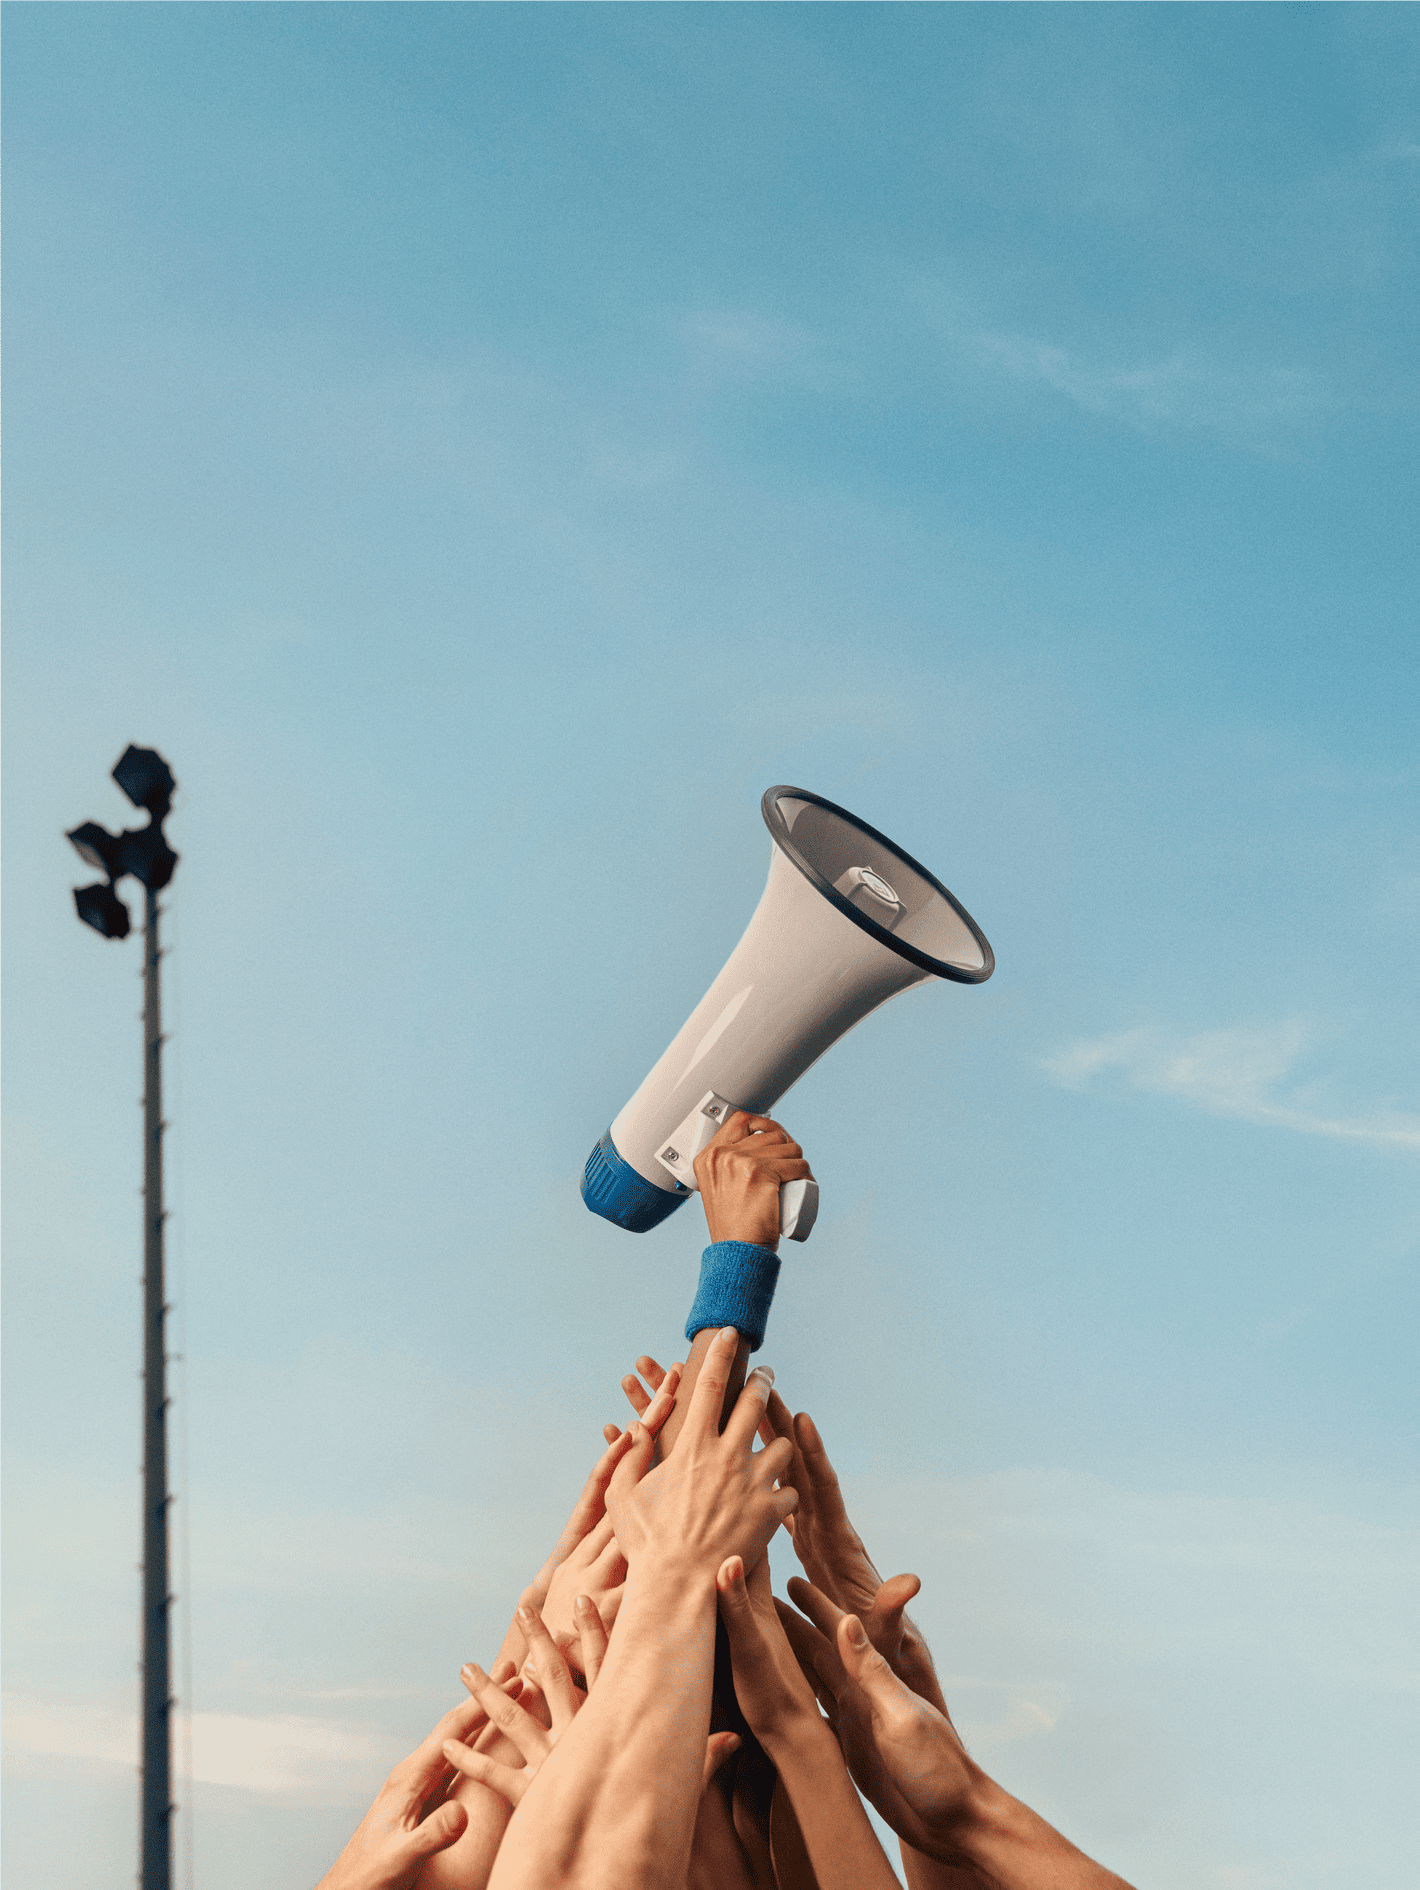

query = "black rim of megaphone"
[[761, 786, 995, 985]]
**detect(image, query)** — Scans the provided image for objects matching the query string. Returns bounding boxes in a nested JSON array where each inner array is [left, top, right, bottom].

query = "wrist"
[[943, 1768, 1072, 1874], [620, 1551, 719, 1620], [684, 1241, 782, 1352], [756, 1703, 839, 1768]]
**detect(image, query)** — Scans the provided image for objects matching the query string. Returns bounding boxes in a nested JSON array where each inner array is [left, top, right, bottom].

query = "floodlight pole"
[[140, 881, 173, 1890], [66, 745, 180, 1890]]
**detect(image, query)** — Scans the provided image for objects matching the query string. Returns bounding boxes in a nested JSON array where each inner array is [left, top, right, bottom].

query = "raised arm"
[[317, 1696, 490, 1890], [715, 1549, 900, 1890], [420, 1399, 677, 1890], [487, 1329, 796, 1890], [783, 1581, 1134, 1890]]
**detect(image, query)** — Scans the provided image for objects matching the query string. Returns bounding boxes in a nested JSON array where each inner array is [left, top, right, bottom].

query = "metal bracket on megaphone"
[[653, 1090, 820, 1243]]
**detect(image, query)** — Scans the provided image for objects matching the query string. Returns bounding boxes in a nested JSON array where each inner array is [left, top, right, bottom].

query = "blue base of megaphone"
[[582, 1128, 689, 1233]]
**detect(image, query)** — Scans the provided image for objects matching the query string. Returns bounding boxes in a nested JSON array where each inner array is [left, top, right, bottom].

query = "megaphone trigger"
[[779, 1177, 819, 1243]]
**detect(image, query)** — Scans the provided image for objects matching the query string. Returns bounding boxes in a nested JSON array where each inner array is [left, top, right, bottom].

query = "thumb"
[[837, 1612, 896, 1699], [407, 1797, 468, 1860], [701, 1729, 742, 1793], [868, 1572, 921, 1651], [715, 1556, 758, 1652], [607, 1420, 657, 1507]]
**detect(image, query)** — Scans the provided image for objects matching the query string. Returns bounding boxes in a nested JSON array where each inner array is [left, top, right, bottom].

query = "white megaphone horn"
[[582, 786, 994, 1242]]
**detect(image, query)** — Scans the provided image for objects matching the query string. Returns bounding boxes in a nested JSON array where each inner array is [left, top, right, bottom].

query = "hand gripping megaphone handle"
[[655, 1092, 820, 1244]]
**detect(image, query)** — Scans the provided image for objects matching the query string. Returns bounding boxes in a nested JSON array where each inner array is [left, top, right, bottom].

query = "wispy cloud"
[[1043, 1019, 1420, 1151], [1, 1693, 388, 1799], [971, 329, 1332, 446]]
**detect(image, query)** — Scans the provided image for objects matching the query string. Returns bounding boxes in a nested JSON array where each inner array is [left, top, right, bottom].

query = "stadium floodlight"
[[67, 751, 181, 939], [66, 747, 180, 1890], [73, 881, 133, 940], [112, 743, 176, 819]]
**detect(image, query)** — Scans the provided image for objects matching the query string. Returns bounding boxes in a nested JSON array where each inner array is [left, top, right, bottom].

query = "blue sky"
[[3, 7, 1417, 1888]]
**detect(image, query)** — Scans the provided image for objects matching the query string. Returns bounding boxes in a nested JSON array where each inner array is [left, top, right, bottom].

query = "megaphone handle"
[[779, 1178, 819, 1244]]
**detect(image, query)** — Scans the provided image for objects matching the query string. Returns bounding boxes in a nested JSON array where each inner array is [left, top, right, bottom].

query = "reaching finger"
[[635, 1356, 668, 1390], [575, 1594, 609, 1689], [790, 1421, 843, 1489], [622, 1374, 653, 1418], [680, 1329, 741, 1446], [570, 1512, 618, 1567], [441, 1740, 530, 1808], [701, 1730, 741, 1793], [603, 1422, 622, 1445], [639, 1363, 682, 1437], [403, 1694, 489, 1799], [516, 1604, 582, 1736], [776, 1598, 845, 1695], [722, 1362, 776, 1453], [607, 1418, 658, 1505], [786, 1574, 847, 1642], [459, 1663, 553, 1768], [758, 1385, 796, 1452], [754, 1433, 795, 1488], [543, 1429, 637, 1578]]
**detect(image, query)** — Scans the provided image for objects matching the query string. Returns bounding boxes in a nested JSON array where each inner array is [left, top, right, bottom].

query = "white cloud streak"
[[1043, 1018, 1420, 1151], [2, 1694, 388, 1799], [972, 330, 1332, 443]]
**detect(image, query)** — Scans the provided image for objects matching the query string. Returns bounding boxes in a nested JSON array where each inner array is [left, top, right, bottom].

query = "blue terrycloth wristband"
[[684, 1242, 782, 1353]]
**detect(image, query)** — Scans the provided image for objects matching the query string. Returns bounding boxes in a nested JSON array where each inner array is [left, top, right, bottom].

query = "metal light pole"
[[68, 746, 181, 1890]]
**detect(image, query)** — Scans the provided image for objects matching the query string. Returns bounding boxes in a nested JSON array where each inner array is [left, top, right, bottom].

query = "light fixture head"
[[112, 745, 176, 818], [67, 820, 125, 879], [74, 882, 132, 940]]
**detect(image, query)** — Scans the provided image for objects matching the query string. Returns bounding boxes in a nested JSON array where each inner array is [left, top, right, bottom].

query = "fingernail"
[[845, 1617, 869, 1648], [720, 1326, 738, 1342], [575, 1594, 592, 1612], [753, 1365, 775, 1387], [516, 1605, 534, 1625]]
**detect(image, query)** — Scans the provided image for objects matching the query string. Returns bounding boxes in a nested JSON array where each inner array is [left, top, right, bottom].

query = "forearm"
[[945, 1779, 1133, 1890], [488, 1566, 718, 1890], [758, 1716, 900, 1890], [901, 1845, 986, 1890]]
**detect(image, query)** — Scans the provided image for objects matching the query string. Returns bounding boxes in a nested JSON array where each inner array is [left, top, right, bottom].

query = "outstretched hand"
[[539, 1366, 681, 1655], [444, 1598, 741, 1813], [759, 1401, 947, 1709], [317, 1697, 490, 1890], [715, 1550, 821, 1748], [778, 1577, 979, 1866], [444, 1602, 599, 1808], [606, 1328, 797, 1578]]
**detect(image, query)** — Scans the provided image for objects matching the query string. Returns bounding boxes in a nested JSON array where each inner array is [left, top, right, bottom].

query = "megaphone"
[[582, 786, 993, 1241]]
